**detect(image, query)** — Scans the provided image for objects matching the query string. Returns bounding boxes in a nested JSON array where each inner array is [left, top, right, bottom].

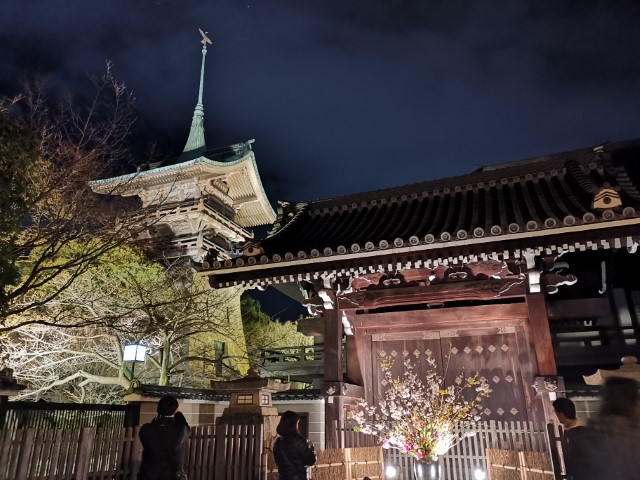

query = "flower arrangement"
[[349, 348, 491, 462]]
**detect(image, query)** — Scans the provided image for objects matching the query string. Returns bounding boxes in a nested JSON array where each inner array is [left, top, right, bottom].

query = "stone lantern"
[[211, 369, 290, 448]]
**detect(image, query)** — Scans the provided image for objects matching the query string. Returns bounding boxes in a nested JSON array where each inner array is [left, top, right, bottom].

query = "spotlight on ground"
[[474, 468, 487, 480], [385, 465, 398, 478]]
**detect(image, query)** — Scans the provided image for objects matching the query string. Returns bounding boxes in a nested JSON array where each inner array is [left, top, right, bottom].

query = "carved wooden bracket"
[[338, 278, 527, 310], [350, 260, 514, 292], [541, 273, 578, 294], [300, 280, 335, 316], [526, 254, 578, 295], [323, 381, 365, 398]]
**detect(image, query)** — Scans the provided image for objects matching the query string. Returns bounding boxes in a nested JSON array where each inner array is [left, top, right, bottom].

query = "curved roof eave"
[[89, 151, 276, 227], [89, 154, 252, 189], [242, 151, 277, 225]]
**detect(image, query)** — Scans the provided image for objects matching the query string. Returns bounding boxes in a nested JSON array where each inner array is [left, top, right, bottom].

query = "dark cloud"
[[1, 0, 639, 203]]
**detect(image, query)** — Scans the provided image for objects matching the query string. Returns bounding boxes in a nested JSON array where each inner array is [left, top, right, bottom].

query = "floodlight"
[[474, 468, 487, 480], [385, 465, 398, 478]]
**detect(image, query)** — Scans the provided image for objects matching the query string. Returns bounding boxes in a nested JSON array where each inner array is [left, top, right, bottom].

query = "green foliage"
[[241, 294, 312, 369], [0, 68, 142, 326], [0, 110, 38, 299]]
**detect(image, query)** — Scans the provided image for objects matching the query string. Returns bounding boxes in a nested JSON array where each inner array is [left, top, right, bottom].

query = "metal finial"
[[199, 28, 212, 46], [182, 28, 212, 158]]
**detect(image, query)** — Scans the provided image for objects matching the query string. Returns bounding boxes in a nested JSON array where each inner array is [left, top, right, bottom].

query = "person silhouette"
[[273, 411, 316, 480], [138, 395, 191, 480], [589, 376, 640, 478]]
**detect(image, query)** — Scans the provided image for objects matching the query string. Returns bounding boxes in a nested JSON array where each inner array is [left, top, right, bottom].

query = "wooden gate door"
[[371, 327, 528, 422], [371, 334, 444, 404], [442, 327, 527, 421]]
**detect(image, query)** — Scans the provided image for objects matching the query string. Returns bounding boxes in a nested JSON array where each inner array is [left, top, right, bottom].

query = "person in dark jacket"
[[588, 376, 640, 479], [552, 397, 605, 480], [273, 410, 316, 480], [138, 395, 190, 480]]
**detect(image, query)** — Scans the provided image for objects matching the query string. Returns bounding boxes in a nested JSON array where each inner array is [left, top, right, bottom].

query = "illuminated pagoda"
[[89, 30, 276, 383], [201, 139, 640, 447], [90, 29, 275, 263]]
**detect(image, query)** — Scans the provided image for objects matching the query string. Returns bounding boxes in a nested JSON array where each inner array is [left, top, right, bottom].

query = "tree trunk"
[[159, 336, 170, 386]]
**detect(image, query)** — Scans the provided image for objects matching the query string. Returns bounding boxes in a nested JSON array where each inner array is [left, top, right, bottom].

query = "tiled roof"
[[131, 384, 321, 402], [203, 140, 640, 284], [261, 141, 638, 255], [90, 142, 276, 228]]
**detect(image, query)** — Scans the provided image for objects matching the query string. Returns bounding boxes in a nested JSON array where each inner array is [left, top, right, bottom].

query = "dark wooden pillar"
[[0, 395, 7, 430], [345, 334, 365, 386], [323, 299, 344, 449], [323, 304, 343, 383], [526, 293, 557, 375]]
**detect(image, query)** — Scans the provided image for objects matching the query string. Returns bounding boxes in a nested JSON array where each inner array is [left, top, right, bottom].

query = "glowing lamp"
[[123, 344, 147, 362]]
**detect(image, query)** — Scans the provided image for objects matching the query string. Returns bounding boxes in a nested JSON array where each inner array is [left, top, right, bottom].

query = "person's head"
[[600, 376, 639, 419], [552, 397, 577, 427], [276, 410, 300, 437], [157, 394, 179, 417]]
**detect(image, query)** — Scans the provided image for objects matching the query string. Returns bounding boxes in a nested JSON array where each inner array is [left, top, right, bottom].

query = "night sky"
[[2, 1, 640, 318]]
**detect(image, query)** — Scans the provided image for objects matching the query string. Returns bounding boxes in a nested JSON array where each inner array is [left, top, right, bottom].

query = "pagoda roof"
[[90, 141, 276, 228], [203, 139, 640, 288]]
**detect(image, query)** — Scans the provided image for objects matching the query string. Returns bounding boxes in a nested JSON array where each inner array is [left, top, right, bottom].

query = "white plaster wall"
[[134, 397, 229, 426], [274, 400, 325, 450]]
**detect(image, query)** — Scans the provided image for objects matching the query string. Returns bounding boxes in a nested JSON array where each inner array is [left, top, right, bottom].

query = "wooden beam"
[[526, 293, 557, 376], [338, 279, 526, 310], [546, 297, 611, 319], [297, 317, 325, 336], [351, 303, 528, 331]]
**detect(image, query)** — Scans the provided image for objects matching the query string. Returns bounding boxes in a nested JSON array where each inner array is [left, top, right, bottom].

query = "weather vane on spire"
[[198, 28, 212, 47]]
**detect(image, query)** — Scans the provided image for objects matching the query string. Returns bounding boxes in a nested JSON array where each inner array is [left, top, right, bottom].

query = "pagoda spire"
[[182, 28, 212, 159]]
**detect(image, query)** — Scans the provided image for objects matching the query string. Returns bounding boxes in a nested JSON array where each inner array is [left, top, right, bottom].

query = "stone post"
[[211, 369, 291, 451]]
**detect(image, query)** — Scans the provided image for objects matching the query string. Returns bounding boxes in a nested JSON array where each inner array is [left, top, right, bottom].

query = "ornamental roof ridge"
[[295, 143, 605, 212], [267, 201, 309, 238]]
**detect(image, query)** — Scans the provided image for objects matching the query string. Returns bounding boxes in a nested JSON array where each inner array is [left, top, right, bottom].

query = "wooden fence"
[[1, 426, 140, 480], [0, 423, 234, 480], [265, 446, 384, 480], [214, 416, 265, 480], [0, 401, 139, 430], [486, 449, 554, 480], [1, 418, 554, 480], [340, 420, 552, 480], [1, 424, 382, 480]]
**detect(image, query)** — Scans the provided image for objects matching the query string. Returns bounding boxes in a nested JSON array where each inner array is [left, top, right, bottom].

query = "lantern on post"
[[123, 343, 147, 383]]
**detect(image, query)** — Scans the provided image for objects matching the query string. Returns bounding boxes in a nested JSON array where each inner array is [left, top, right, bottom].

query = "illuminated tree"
[[1, 244, 246, 402], [0, 108, 38, 300], [0, 65, 147, 329], [241, 295, 312, 371]]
